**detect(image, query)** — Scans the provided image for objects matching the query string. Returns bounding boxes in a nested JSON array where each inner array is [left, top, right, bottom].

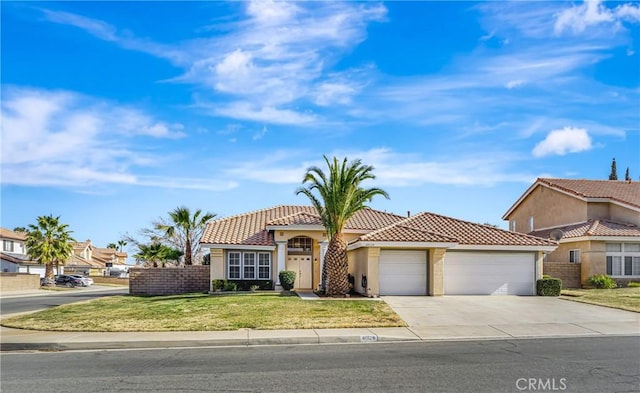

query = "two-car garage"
[[377, 249, 536, 296], [444, 251, 536, 296]]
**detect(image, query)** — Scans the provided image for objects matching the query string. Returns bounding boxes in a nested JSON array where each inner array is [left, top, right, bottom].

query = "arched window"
[[287, 236, 313, 253]]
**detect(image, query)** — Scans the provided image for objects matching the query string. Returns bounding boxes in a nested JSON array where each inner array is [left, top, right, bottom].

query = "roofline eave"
[[348, 241, 458, 251]]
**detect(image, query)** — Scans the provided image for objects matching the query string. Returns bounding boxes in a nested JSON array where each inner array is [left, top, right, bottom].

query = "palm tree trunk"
[[185, 237, 192, 265], [324, 232, 350, 297], [43, 263, 56, 286]]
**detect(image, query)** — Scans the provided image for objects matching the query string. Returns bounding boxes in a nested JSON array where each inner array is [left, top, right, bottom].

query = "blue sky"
[[1, 1, 639, 254]]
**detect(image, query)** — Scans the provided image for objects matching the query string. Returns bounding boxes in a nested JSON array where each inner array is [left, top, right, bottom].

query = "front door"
[[287, 255, 313, 289]]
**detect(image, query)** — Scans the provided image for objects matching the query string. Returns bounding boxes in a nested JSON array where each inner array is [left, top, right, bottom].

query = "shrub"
[[279, 270, 296, 291], [250, 285, 260, 292], [536, 278, 562, 296], [227, 280, 273, 291], [628, 282, 640, 288], [588, 274, 617, 289], [211, 279, 225, 291], [223, 281, 237, 292]]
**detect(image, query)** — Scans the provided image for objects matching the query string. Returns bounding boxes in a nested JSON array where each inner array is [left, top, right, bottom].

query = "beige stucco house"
[[201, 205, 556, 296], [0, 228, 48, 276], [503, 178, 640, 287], [66, 240, 129, 276]]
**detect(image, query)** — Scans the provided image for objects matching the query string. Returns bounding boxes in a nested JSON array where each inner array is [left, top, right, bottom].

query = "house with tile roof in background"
[[0, 228, 128, 278], [65, 240, 129, 276], [503, 178, 640, 288], [201, 205, 557, 296], [0, 228, 52, 276]]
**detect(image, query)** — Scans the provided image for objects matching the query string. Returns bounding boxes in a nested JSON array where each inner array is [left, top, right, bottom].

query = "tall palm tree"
[[156, 206, 216, 265], [26, 215, 75, 286], [117, 239, 127, 252], [297, 156, 389, 296]]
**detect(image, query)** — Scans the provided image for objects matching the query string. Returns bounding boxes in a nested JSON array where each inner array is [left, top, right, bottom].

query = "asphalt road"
[[1, 336, 638, 393], [0, 287, 128, 316]]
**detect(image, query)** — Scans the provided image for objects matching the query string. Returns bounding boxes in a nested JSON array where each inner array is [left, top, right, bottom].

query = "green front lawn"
[[561, 287, 640, 313], [1, 292, 405, 332]]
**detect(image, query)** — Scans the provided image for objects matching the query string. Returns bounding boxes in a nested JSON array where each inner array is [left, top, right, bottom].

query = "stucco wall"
[[610, 204, 640, 226], [0, 273, 40, 292], [349, 248, 370, 295], [129, 266, 210, 296], [587, 202, 610, 220], [508, 185, 587, 232]]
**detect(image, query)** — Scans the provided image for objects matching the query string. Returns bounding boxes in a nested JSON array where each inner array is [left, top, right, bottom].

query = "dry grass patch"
[[1, 292, 405, 332], [561, 287, 640, 313]]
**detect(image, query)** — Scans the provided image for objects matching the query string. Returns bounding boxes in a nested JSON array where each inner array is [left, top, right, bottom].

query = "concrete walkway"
[[1, 294, 638, 352]]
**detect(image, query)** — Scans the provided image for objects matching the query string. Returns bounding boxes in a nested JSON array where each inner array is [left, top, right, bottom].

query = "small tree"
[[133, 242, 183, 268], [117, 239, 127, 252], [26, 215, 75, 286], [156, 206, 216, 265], [107, 243, 117, 249], [609, 158, 618, 180]]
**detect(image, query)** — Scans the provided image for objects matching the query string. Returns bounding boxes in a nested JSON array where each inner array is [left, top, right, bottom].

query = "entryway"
[[287, 255, 312, 289]]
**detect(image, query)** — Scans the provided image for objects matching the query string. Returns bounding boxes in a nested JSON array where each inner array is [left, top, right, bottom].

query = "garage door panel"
[[445, 252, 535, 296], [379, 250, 427, 296]]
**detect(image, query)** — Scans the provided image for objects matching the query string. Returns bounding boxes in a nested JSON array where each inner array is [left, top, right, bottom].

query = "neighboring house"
[[201, 205, 556, 296], [0, 227, 58, 277], [66, 240, 129, 276], [503, 178, 640, 287]]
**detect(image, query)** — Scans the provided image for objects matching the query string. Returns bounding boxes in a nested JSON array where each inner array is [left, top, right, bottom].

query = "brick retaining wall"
[[129, 266, 210, 296], [543, 261, 580, 289]]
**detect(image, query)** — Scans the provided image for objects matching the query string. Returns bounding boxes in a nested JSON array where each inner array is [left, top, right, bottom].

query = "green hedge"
[[588, 274, 617, 289], [279, 270, 296, 290], [212, 279, 273, 291], [536, 278, 562, 296]]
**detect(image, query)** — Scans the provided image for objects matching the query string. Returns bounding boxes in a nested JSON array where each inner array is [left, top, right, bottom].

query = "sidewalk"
[[2, 322, 638, 352]]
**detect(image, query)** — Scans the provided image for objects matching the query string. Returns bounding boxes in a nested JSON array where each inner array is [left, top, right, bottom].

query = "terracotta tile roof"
[[72, 241, 92, 250], [536, 178, 640, 208], [0, 252, 33, 264], [67, 254, 104, 268], [530, 220, 640, 239], [0, 228, 27, 241], [359, 224, 458, 243], [267, 212, 323, 226], [360, 212, 556, 246], [201, 205, 405, 246]]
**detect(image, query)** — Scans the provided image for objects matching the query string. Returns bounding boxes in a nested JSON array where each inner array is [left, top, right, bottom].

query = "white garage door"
[[444, 252, 535, 295], [379, 250, 427, 295]]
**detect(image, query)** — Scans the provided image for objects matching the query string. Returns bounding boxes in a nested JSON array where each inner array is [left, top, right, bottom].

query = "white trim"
[[451, 244, 558, 252], [202, 244, 276, 251], [266, 225, 325, 231], [226, 251, 272, 280], [348, 241, 458, 250], [560, 236, 640, 243], [533, 221, 590, 232]]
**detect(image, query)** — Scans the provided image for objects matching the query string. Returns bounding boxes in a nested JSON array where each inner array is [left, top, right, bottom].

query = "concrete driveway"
[[383, 296, 640, 340]]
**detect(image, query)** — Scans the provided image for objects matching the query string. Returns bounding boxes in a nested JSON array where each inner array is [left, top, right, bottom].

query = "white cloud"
[[532, 127, 593, 157], [253, 125, 268, 141], [0, 87, 231, 191], [506, 80, 524, 89], [554, 0, 640, 35], [40, 2, 387, 125], [223, 148, 538, 187]]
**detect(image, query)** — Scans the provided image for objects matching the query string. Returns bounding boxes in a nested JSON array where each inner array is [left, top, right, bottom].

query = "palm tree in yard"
[[134, 242, 183, 268], [156, 206, 216, 265], [297, 156, 389, 297], [26, 215, 75, 286]]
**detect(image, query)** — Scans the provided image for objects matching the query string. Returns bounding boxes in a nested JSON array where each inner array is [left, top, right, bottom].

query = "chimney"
[[407, 211, 411, 217]]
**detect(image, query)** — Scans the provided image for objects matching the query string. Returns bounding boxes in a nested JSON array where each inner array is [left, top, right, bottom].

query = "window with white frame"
[[3, 240, 14, 252], [606, 243, 640, 277], [258, 252, 271, 279], [569, 249, 580, 263], [227, 251, 271, 280], [228, 252, 241, 279]]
